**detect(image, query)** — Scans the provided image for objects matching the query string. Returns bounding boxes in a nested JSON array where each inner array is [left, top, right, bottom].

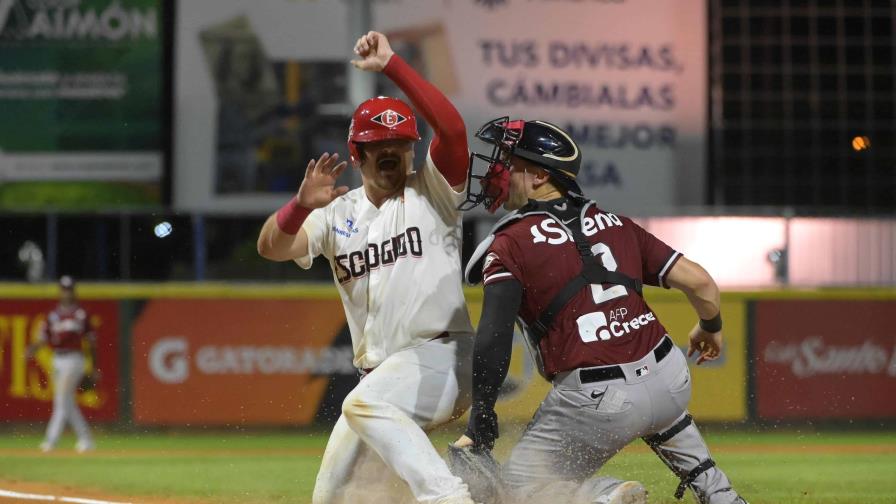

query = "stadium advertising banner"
[[754, 300, 896, 420], [132, 299, 355, 425], [0, 300, 119, 421], [376, 0, 707, 215], [175, 0, 705, 214], [0, 0, 163, 209]]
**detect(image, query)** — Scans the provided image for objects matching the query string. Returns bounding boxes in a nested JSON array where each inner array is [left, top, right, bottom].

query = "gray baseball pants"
[[502, 337, 743, 504]]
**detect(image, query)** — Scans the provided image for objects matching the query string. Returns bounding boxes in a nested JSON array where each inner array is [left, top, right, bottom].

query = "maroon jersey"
[[42, 305, 93, 352], [482, 203, 681, 376]]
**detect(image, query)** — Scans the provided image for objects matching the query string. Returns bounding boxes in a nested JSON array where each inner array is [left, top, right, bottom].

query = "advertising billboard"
[[0, 300, 120, 421], [754, 300, 896, 420], [132, 298, 354, 425], [0, 0, 164, 209]]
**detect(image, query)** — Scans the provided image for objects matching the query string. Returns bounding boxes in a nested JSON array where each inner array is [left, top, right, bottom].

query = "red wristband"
[[275, 198, 312, 235]]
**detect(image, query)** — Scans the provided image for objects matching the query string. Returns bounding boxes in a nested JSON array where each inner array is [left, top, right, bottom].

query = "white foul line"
[[0, 488, 132, 504], [0, 489, 48, 501], [59, 497, 133, 504]]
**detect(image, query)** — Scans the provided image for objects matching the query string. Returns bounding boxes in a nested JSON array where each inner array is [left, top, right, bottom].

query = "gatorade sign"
[[132, 299, 352, 425]]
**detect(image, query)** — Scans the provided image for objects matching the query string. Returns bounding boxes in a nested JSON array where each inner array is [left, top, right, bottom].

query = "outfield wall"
[[1, 283, 895, 426]]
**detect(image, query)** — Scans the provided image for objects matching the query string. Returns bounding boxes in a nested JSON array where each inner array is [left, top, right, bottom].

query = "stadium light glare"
[[851, 135, 871, 151]]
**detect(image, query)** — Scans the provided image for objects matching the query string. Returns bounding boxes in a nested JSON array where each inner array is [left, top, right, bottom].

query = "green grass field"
[[0, 428, 894, 503]]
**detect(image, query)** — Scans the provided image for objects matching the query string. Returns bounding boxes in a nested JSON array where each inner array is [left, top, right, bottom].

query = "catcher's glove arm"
[[447, 275, 521, 502]]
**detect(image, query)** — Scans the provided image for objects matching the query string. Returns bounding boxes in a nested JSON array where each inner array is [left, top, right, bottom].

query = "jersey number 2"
[[589, 243, 627, 304], [577, 243, 627, 343]]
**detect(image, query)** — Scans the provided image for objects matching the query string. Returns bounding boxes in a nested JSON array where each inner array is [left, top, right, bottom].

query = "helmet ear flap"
[[348, 141, 364, 166]]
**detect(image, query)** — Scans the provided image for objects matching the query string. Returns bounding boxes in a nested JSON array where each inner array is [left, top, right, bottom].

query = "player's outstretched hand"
[[296, 153, 349, 209], [350, 31, 394, 72], [687, 323, 722, 365]]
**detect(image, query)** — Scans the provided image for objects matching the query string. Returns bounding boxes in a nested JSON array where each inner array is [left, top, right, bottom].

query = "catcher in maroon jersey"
[[25, 275, 96, 453], [453, 118, 748, 504]]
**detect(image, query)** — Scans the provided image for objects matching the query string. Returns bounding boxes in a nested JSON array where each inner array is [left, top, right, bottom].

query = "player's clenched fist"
[[351, 31, 394, 72], [296, 153, 349, 209]]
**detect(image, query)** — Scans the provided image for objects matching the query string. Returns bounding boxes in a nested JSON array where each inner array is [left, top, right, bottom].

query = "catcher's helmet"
[[459, 117, 582, 212], [347, 96, 420, 164]]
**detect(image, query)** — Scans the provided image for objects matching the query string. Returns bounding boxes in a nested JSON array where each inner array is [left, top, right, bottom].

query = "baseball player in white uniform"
[[257, 32, 476, 504]]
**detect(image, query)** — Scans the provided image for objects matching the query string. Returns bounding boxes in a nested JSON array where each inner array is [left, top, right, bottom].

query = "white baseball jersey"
[[296, 153, 474, 369]]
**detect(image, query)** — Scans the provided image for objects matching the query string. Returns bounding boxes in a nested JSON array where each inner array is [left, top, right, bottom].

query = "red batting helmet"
[[347, 96, 420, 164]]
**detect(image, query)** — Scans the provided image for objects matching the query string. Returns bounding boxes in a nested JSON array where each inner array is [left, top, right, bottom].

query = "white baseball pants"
[[44, 352, 93, 448], [313, 334, 473, 504]]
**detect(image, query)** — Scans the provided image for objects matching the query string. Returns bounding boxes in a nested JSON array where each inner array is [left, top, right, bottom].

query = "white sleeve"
[[293, 208, 330, 270], [414, 148, 468, 222]]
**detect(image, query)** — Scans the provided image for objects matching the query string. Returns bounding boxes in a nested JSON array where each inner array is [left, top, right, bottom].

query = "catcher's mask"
[[458, 117, 583, 213], [347, 96, 420, 165]]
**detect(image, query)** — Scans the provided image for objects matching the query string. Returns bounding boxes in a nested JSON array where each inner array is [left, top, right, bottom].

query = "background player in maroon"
[[454, 118, 748, 504], [25, 275, 97, 453]]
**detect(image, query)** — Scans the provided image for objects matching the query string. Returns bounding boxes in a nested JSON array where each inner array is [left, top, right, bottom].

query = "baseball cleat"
[[604, 480, 648, 504], [39, 441, 54, 453], [75, 440, 95, 453]]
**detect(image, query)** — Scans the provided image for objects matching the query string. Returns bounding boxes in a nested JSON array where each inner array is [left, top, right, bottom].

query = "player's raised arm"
[[665, 256, 723, 365], [351, 31, 468, 190], [257, 153, 348, 262]]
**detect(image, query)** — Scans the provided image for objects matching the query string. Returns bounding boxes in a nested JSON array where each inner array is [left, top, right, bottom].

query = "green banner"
[[0, 0, 163, 209]]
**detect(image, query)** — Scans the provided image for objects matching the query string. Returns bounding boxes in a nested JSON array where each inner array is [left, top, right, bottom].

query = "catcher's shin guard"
[[642, 414, 742, 504]]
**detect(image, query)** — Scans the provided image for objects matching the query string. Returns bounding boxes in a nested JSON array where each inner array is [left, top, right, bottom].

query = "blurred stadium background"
[[1, 0, 895, 503]]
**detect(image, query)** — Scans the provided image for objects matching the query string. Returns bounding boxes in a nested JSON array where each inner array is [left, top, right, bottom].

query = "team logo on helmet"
[[371, 109, 407, 128]]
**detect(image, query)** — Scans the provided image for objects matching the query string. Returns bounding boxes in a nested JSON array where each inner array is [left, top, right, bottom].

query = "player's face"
[[503, 156, 539, 210], [358, 140, 414, 194]]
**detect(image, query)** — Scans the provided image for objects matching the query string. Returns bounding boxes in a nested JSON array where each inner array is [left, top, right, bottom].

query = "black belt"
[[578, 336, 674, 384]]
